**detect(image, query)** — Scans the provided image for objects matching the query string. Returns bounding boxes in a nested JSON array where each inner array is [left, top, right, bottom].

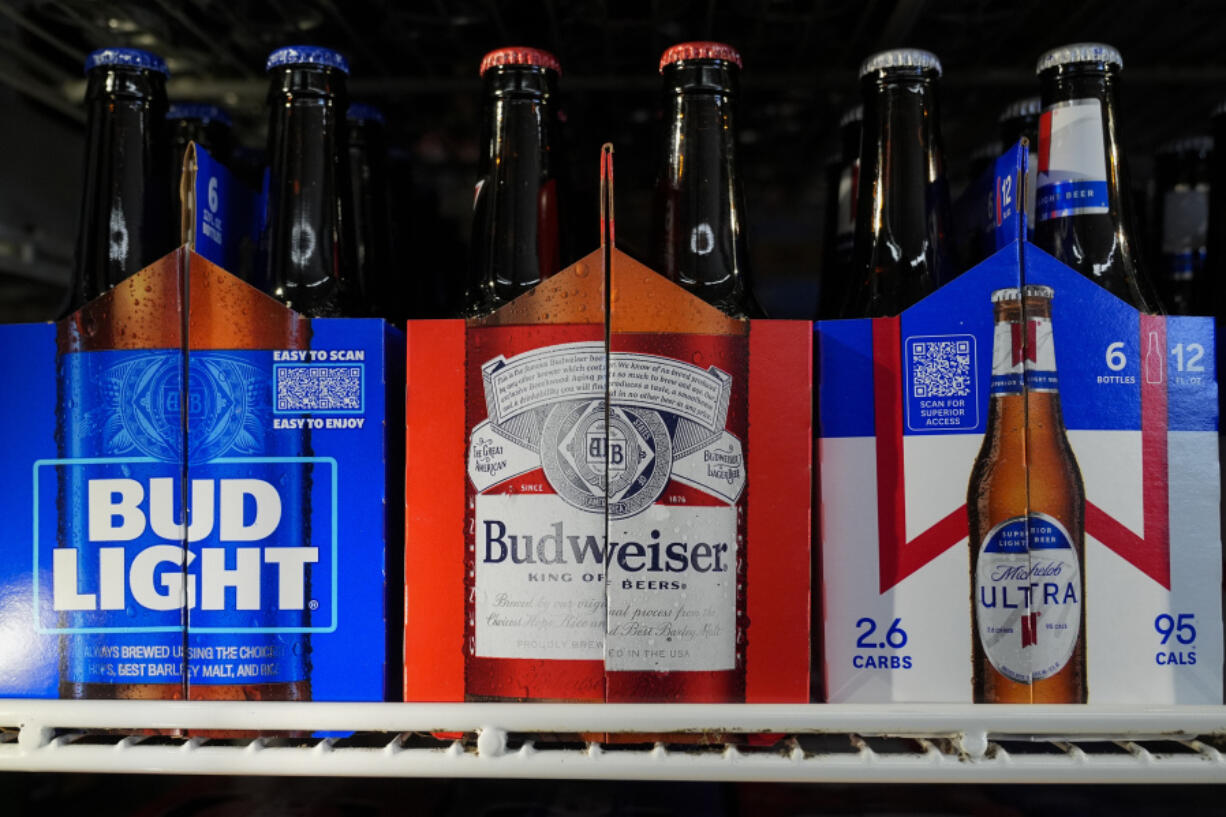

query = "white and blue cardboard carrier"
[[0, 144, 400, 701], [819, 141, 1223, 703]]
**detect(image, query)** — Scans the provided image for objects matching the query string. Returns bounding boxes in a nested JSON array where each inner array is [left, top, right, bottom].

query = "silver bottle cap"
[[991, 285, 1055, 303], [1036, 43, 1123, 74], [859, 48, 942, 78]]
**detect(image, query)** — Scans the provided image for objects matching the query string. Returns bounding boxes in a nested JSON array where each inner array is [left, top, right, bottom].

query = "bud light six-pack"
[[0, 45, 401, 702]]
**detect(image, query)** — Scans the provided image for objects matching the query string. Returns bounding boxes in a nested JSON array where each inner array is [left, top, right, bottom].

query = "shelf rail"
[[2, 701, 1225, 782]]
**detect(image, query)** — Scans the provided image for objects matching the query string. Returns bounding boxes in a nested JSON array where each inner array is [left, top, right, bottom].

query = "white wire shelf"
[[2, 701, 1225, 783]]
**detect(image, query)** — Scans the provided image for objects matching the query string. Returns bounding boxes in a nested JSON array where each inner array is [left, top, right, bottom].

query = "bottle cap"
[[1156, 135, 1213, 156], [266, 45, 350, 74], [839, 104, 863, 127], [998, 96, 1041, 123], [167, 103, 232, 128], [347, 102, 386, 124], [84, 48, 169, 77], [859, 48, 941, 78], [992, 285, 1055, 303], [659, 41, 742, 72], [480, 47, 562, 77], [1036, 43, 1122, 74]]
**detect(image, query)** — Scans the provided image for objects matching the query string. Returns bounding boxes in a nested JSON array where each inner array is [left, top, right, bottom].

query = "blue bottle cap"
[[84, 48, 169, 77], [266, 45, 350, 74], [347, 103, 385, 124], [167, 103, 233, 128]]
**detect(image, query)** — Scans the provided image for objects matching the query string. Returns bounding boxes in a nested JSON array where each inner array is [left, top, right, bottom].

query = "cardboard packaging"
[[820, 142, 1222, 703], [404, 147, 812, 704], [0, 145, 397, 702]]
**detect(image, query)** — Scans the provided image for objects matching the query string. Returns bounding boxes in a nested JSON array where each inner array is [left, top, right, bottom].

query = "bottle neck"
[[67, 67, 171, 316], [839, 119, 861, 165], [991, 307, 1060, 397], [1036, 65, 1157, 311], [345, 117, 391, 317], [653, 61, 758, 318], [846, 68, 949, 318], [999, 114, 1038, 151], [466, 66, 562, 317], [262, 64, 350, 317]]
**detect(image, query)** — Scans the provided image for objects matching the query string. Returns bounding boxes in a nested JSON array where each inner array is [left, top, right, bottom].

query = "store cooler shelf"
[[1, 701, 1225, 782]]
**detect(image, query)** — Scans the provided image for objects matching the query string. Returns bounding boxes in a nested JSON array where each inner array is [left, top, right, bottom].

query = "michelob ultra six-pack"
[[0, 146, 398, 701], [820, 142, 1222, 703], [404, 148, 812, 704]]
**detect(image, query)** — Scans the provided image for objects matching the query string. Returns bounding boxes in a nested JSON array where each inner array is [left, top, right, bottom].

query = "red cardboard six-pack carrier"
[[820, 143, 1223, 704], [404, 148, 813, 704]]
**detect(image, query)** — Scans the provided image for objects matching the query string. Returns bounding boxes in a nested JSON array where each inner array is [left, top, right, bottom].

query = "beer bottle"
[[1000, 96, 1041, 149], [1152, 136, 1212, 315], [344, 102, 393, 319], [1035, 43, 1161, 312], [818, 105, 862, 319], [968, 286, 1086, 703], [652, 41, 762, 318], [259, 46, 353, 317], [999, 96, 1041, 236], [168, 103, 234, 172], [466, 47, 565, 317], [58, 50, 181, 705], [968, 141, 1004, 181], [168, 103, 234, 235], [64, 48, 173, 317], [843, 48, 952, 318], [1208, 104, 1226, 320]]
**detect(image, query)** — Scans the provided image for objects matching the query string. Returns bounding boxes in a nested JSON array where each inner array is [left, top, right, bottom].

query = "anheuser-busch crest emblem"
[[468, 341, 745, 515]]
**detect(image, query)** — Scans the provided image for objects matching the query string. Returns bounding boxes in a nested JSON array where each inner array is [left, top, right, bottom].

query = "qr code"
[[910, 338, 972, 399], [276, 366, 362, 412]]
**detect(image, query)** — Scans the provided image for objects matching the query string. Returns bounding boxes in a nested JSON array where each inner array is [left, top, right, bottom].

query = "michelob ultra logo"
[[975, 513, 1081, 683]]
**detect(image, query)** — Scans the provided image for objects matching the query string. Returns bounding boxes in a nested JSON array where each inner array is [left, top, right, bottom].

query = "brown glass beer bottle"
[[968, 286, 1086, 703]]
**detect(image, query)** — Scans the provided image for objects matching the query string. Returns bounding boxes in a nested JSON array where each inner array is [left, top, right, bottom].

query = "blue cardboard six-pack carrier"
[[0, 145, 398, 701], [820, 142, 1223, 703]]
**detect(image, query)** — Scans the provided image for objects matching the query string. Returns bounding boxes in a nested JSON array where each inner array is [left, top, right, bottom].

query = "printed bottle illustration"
[[967, 285, 1087, 703], [55, 46, 178, 701]]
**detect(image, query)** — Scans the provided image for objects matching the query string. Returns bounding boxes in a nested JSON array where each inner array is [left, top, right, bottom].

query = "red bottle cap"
[[479, 46, 562, 77], [659, 41, 742, 73]]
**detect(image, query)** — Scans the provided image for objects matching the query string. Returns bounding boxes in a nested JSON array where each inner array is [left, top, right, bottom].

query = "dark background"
[[1, 0, 1224, 322]]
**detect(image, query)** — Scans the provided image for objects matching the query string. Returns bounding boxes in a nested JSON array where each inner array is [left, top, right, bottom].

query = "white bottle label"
[[976, 513, 1081, 683], [1037, 99, 1109, 220]]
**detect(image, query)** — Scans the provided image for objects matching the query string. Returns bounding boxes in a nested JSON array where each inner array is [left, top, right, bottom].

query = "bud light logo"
[[33, 458, 338, 634]]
